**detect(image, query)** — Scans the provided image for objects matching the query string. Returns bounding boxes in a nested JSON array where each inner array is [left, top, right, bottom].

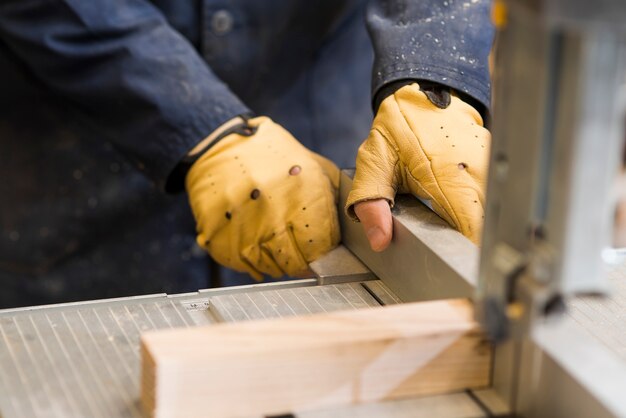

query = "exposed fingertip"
[[354, 199, 393, 252], [367, 226, 391, 252]]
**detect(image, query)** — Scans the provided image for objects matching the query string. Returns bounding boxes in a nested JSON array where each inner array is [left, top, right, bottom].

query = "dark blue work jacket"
[[0, 0, 493, 307]]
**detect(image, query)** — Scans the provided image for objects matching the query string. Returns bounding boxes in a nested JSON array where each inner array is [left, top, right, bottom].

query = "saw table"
[[0, 263, 500, 418], [2, 171, 626, 418], [3, 261, 626, 418], [3, 269, 626, 418]]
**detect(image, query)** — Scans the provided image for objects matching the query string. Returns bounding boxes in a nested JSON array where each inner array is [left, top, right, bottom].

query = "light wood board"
[[141, 299, 491, 418]]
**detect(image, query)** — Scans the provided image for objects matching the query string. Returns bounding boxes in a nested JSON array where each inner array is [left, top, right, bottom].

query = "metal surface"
[[540, 30, 624, 295], [518, 317, 626, 418], [0, 294, 194, 418], [568, 262, 626, 363], [476, 269, 626, 418], [309, 245, 376, 285], [361, 280, 403, 306], [208, 281, 380, 322], [339, 170, 479, 303]]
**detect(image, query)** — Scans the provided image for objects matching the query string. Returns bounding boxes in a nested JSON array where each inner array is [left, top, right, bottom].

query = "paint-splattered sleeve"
[[0, 0, 250, 191], [366, 0, 494, 110]]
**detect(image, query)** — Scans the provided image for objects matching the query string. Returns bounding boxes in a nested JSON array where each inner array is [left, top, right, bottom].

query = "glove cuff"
[[166, 113, 255, 193], [373, 80, 416, 113], [373, 80, 487, 122], [374, 80, 453, 112]]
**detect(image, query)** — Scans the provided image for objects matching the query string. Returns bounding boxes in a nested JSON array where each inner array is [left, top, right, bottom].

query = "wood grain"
[[141, 299, 491, 418]]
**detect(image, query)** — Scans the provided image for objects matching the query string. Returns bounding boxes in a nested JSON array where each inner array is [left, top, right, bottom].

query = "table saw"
[[2, 170, 626, 418], [5, 0, 626, 416]]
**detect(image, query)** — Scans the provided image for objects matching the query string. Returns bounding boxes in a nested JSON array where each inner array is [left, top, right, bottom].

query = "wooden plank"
[[141, 299, 491, 418]]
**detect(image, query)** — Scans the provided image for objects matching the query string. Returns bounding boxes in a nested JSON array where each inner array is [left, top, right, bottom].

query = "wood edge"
[[140, 338, 157, 417]]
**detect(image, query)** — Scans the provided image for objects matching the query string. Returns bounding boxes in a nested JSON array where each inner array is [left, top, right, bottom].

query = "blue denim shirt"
[[0, 0, 493, 307]]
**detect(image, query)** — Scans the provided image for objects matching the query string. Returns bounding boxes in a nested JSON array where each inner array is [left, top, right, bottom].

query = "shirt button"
[[211, 10, 234, 35]]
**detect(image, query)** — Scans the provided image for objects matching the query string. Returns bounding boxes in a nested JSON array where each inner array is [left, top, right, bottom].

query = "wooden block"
[[141, 299, 491, 418]]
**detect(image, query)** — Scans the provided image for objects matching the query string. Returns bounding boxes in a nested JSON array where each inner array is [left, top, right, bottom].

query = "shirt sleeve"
[[366, 0, 494, 110], [0, 0, 251, 191]]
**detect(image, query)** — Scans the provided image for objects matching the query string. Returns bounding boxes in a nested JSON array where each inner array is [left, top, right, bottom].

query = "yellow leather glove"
[[346, 83, 490, 244], [186, 116, 340, 280]]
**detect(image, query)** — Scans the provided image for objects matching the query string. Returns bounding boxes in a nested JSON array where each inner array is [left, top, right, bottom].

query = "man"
[[0, 0, 493, 307]]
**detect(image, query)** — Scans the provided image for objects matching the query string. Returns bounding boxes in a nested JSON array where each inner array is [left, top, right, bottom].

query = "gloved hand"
[[186, 116, 340, 280], [345, 83, 490, 248]]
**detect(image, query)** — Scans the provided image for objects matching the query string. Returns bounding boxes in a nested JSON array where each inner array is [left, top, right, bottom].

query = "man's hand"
[[346, 83, 490, 250], [186, 116, 340, 279]]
